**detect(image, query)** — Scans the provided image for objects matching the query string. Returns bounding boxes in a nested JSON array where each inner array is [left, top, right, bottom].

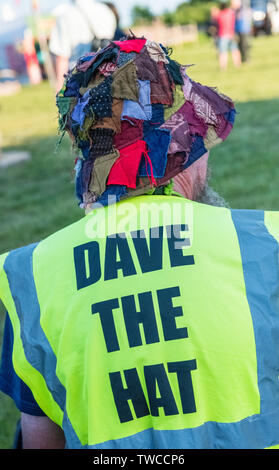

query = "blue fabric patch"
[[70, 121, 80, 138], [231, 210, 279, 416], [93, 184, 127, 208], [3, 245, 67, 412], [64, 78, 80, 97], [71, 89, 91, 128], [143, 103, 165, 135], [122, 80, 152, 121], [138, 128, 171, 178], [78, 140, 91, 160], [225, 109, 236, 124], [79, 55, 96, 63]]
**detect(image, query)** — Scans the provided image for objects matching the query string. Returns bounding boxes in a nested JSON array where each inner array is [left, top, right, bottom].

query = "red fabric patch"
[[107, 140, 148, 188], [113, 39, 147, 53]]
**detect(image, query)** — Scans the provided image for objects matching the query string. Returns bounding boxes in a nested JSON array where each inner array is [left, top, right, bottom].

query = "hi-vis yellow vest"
[[0, 195, 279, 449]]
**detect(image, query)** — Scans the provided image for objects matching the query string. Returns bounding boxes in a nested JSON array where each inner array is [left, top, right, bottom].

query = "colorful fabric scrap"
[[116, 51, 137, 67], [134, 47, 160, 83], [156, 152, 188, 186], [84, 76, 113, 120], [166, 59, 184, 85], [143, 104, 165, 135], [92, 184, 127, 208], [92, 99, 123, 134], [138, 129, 171, 179], [64, 77, 80, 97], [121, 79, 152, 121], [99, 62, 117, 77], [164, 85, 185, 121], [56, 96, 73, 130], [113, 38, 146, 53], [107, 140, 148, 188], [75, 158, 84, 204], [111, 60, 139, 101], [77, 139, 91, 159], [150, 61, 174, 106], [184, 135, 208, 169], [71, 89, 92, 128], [89, 128, 115, 158], [56, 34, 236, 210], [161, 110, 193, 155], [89, 149, 120, 196], [179, 101, 208, 137], [114, 118, 143, 149], [74, 46, 119, 87], [146, 40, 169, 63]]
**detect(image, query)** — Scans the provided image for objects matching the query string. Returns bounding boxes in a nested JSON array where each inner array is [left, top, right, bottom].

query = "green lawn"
[[0, 34, 278, 448]]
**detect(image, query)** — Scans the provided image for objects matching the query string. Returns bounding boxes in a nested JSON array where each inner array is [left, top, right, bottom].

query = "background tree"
[[161, 1, 217, 26], [131, 5, 155, 25]]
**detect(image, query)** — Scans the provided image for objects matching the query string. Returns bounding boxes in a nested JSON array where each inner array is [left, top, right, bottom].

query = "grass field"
[[0, 33, 278, 448]]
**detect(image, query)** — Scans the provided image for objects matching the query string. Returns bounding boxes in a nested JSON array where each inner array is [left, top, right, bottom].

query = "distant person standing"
[[215, 0, 242, 70], [231, 0, 252, 63], [22, 29, 42, 85], [208, 6, 220, 50], [49, 0, 116, 92], [104, 2, 126, 40]]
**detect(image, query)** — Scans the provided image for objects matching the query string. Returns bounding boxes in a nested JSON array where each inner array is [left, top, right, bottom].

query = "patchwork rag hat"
[[56, 35, 236, 209]]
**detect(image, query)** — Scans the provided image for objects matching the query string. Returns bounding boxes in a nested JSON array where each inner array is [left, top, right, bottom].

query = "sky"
[[0, 0, 184, 27]]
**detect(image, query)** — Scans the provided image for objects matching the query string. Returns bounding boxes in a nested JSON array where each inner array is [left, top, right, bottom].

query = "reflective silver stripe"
[[78, 412, 279, 449], [63, 411, 83, 448], [231, 209, 279, 414]]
